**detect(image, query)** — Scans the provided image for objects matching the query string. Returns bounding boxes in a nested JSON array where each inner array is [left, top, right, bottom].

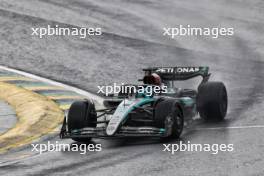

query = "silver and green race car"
[[60, 67, 228, 142]]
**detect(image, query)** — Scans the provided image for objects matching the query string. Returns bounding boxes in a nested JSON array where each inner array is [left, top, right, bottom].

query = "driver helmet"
[[143, 73, 162, 86]]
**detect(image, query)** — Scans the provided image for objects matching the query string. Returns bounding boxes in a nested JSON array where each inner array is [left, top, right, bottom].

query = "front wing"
[[60, 126, 167, 139]]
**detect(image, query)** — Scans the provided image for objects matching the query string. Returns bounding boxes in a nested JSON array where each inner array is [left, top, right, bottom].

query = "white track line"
[[0, 65, 104, 104], [195, 125, 264, 131]]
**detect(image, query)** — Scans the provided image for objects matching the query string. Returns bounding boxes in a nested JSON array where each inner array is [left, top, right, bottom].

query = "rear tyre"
[[155, 99, 184, 138], [197, 82, 228, 121], [67, 100, 97, 142]]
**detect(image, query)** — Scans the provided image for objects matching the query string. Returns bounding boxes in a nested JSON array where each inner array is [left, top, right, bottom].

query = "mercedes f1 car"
[[60, 67, 228, 142]]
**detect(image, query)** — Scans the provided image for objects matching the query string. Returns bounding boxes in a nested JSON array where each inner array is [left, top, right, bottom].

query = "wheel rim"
[[165, 115, 174, 129]]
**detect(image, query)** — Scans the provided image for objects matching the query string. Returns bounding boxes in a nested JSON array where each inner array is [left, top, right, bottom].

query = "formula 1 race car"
[[60, 67, 228, 142]]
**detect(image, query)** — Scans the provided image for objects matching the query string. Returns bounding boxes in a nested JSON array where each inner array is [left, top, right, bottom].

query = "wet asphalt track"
[[0, 0, 264, 175]]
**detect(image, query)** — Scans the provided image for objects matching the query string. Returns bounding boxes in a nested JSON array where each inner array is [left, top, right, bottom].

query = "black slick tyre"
[[154, 99, 184, 138], [67, 100, 97, 142]]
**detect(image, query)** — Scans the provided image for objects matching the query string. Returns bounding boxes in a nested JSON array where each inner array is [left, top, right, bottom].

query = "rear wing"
[[142, 67, 210, 81]]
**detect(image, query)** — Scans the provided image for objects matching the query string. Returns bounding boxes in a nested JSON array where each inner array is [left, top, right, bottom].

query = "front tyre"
[[155, 99, 184, 138], [67, 100, 97, 142], [197, 82, 228, 121]]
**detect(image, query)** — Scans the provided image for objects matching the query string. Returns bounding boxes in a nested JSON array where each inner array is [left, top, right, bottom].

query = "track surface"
[[0, 0, 264, 175]]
